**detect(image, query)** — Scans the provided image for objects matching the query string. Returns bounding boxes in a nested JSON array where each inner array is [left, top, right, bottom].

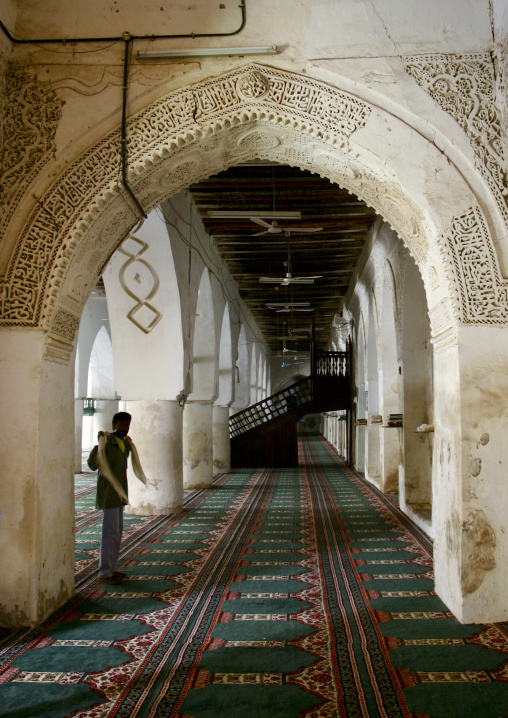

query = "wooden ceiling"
[[188, 163, 378, 354]]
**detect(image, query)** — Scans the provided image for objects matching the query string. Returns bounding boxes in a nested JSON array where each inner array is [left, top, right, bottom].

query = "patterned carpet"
[[2, 433, 508, 717]]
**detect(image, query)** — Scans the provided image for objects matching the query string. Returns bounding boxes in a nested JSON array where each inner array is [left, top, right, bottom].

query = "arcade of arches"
[[1, 0, 508, 630]]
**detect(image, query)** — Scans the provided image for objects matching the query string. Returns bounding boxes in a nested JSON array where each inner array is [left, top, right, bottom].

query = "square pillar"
[[0, 329, 75, 628]]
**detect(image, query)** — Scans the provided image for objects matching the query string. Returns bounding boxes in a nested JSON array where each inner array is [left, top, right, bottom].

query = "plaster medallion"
[[155, 158, 202, 191], [236, 129, 282, 150], [236, 70, 271, 100]]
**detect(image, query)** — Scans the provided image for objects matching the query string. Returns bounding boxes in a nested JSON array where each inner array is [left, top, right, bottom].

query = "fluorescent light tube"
[[207, 211, 301, 219], [137, 45, 277, 59]]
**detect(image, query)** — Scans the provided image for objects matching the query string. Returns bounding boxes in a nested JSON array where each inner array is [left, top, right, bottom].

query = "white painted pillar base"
[[125, 400, 183, 516], [0, 329, 75, 629], [213, 405, 231, 473], [183, 401, 213, 489]]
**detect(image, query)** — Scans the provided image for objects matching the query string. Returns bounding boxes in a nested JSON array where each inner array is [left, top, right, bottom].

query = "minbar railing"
[[315, 351, 349, 377], [229, 376, 312, 438], [229, 351, 349, 439]]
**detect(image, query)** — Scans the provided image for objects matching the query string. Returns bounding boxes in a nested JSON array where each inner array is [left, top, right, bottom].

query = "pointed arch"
[[0, 63, 502, 365], [379, 262, 401, 493], [216, 303, 233, 406], [189, 268, 216, 401], [233, 324, 250, 409], [88, 326, 114, 399]]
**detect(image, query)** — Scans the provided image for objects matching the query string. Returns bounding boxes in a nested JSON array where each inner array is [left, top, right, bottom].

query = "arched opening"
[[399, 255, 434, 531], [74, 287, 114, 470], [216, 303, 233, 406], [249, 344, 259, 406], [82, 325, 116, 451], [233, 324, 250, 410], [354, 318, 366, 475], [365, 301, 381, 487], [1, 61, 506, 627], [379, 266, 401, 493], [189, 268, 216, 401], [213, 303, 233, 473]]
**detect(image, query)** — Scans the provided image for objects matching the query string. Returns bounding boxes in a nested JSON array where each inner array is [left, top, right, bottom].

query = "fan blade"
[[259, 277, 287, 283], [276, 308, 291, 313], [294, 308, 315, 312], [283, 227, 323, 233], [287, 278, 315, 284], [250, 218, 272, 228], [266, 303, 310, 307], [251, 230, 271, 236]]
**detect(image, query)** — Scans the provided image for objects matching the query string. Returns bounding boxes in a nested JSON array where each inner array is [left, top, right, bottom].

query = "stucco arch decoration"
[[1, 63, 506, 363]]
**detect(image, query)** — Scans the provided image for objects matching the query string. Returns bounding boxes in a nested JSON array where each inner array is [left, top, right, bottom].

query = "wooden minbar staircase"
[[230, 344, 352, 468]]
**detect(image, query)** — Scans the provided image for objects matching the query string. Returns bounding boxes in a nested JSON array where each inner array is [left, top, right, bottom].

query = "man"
[[88, 412, 132, 585]]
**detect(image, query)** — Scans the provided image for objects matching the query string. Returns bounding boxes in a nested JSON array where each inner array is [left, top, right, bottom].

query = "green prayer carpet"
[[1, 433, 508, 717]]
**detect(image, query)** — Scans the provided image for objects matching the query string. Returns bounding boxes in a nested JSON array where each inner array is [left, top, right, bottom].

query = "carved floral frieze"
[[0, 65, 63, 234], [404, 53, 508, 226]]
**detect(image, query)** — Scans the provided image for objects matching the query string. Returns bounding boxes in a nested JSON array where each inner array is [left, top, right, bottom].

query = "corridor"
[[1, 434, 508, 718]]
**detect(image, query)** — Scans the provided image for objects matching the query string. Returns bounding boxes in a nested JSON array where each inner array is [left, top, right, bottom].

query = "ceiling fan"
[[266, 302, 315, 314], [260, 262, 323, 285], [272, 346, 300, 358], [250, 218, 323, 237]]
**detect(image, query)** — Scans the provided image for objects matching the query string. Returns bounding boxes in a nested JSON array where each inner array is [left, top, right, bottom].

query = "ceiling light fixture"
[[207, 211, 301, 220], [137, 45, 278, 59]]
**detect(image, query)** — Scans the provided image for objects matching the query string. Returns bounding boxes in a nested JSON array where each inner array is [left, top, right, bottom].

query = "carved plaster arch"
[[1, 63, 505, 363]]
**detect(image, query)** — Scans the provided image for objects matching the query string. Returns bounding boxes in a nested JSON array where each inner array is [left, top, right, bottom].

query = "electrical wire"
[[4, 36, 122, 54], [0, 2, 246, 46]]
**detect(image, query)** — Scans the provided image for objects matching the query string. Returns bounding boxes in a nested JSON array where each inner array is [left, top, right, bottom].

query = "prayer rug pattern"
[[2, 435, 508, 717]]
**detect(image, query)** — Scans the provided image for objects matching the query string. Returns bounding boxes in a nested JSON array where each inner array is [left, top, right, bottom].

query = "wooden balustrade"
[[230, 352, 349, 439]]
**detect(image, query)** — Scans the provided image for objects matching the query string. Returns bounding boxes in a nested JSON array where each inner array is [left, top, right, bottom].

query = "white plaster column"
[[0, 329, 75, 629], [183, 401, 214, 489], [213, 405, 231, 473], [92, 399, 119, 437], [125, 400, 183, 515], [82, 414, 94, 451]]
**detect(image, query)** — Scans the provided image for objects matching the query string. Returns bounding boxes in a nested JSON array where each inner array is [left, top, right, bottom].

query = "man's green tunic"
[[88, 434, 130, 509]]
